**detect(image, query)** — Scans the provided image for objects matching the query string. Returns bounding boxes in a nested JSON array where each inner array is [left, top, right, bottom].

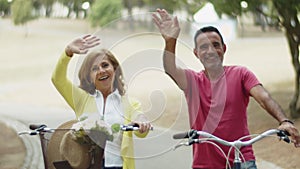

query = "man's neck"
[[205, 66, 224, 81]]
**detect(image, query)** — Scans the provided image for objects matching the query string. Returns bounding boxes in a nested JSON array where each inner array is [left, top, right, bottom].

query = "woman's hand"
[[65, 34, 100, 57], [131, 114, 152, 134]]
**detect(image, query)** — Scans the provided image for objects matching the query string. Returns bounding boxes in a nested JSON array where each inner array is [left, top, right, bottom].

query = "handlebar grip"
[[277, 130, 291, 143], [120, 124, 139, 131], [121, 124, 154, 131], [29, 124, 47, 130], [173, 129, 198, 139], [280, 130, 290, 136], [122, 126, 139, 131], [173, 132, 189, 139]]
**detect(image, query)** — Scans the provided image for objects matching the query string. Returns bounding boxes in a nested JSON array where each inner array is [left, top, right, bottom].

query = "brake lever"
[[188, 139, 196, 145], [173, 141, 190, 150]]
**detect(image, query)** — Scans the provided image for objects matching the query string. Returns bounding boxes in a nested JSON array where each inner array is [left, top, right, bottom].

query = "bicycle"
[[172, 129, 291, 169], [18, 120, 152, 169]]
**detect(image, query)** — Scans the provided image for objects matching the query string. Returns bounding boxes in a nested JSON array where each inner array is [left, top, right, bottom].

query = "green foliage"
[[208, 0, 243, 17], [0, 0, 10, 16], [11, 0, 37, 25], [179, 0, 205, 21], [123, 0, 145, 9], [88, 0, 122, 27], [143, 0, 181, 12], [185, 0, 205, 14], [57, 0, 95, 18], [40, 0, 56, 17], [111, 123, 121, 133]]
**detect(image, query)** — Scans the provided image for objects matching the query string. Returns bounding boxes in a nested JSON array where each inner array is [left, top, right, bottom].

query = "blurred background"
[[0, 0, 299, 169]]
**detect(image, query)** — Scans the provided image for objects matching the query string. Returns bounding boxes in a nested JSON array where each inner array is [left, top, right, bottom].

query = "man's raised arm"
[[152, 9, 187, 90]]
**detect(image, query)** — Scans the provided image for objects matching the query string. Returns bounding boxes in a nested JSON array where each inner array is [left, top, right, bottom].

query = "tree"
[[143, 0, 181, 13], [122, 0, 145, 31], [11, 0, 37, 25], [58, 0, 95, 18], [273, 0, 300, 118], [208, 0, 300, 118], [58, 0, 73, 17], [11, 0, 38, 37], [88, 0, 122, 27], [0, 0, 11, 17], [41, 0, 56, 17], [181, 0, 205, 21]]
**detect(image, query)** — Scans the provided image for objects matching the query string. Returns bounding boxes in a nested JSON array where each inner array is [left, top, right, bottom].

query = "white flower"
[[71, 113, 117, 143]]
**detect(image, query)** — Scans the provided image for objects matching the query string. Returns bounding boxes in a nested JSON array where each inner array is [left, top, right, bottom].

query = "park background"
[[0, 0, 300, 169]]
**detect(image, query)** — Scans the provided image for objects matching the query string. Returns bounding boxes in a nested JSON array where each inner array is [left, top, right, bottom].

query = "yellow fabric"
[[51, 52, 148, 169]]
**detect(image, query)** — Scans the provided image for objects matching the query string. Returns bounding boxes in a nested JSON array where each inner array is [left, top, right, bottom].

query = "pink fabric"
[[184, 66, 260, 169]]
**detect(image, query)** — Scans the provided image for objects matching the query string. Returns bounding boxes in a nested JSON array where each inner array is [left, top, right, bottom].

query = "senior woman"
[[51, 34, 151, 169]]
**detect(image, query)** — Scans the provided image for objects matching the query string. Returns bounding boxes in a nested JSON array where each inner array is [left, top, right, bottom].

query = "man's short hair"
[[194, 26, 225, 47]]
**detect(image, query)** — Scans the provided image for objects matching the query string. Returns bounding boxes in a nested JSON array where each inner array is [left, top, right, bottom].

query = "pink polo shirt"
[[184, 66, 260, 169]]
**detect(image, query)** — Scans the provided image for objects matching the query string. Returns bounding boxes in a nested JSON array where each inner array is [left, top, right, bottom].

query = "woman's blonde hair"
[[78, 49, 125, 95]]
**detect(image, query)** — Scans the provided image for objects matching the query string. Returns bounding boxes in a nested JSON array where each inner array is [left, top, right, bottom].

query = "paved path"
[[0, 105, 74, 169], [0, 116, 41, 169], [0, 117, 25, 169]]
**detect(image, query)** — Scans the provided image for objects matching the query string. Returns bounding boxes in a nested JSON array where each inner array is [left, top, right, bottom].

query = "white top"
[[95, 90, 123, 167]]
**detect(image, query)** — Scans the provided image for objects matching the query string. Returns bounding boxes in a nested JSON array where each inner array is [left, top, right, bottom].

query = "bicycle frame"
[[173, 129, 291, 169]]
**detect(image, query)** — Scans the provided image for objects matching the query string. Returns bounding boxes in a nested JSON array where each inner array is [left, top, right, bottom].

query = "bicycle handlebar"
[[18, 124, 55, 135], [18, 123, 153, 135], [173, 129, 291, 149]]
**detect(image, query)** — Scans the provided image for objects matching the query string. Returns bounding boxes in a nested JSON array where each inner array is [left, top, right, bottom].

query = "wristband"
[[279, 119, 294, 125]]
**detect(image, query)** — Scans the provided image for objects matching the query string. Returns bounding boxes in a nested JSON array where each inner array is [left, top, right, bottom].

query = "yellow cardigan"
[[51, 52, 147, 169]]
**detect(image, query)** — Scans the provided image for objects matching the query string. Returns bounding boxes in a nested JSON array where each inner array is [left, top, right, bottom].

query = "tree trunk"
[[288, 32, 300, 118], [124, 0, 135, 31], [274, 1, 300, 118], [45, 6, 52, 18]]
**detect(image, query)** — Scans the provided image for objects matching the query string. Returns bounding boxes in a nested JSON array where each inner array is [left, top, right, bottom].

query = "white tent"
[[192, 3, 237, 42], [193, 3, 219, 23]]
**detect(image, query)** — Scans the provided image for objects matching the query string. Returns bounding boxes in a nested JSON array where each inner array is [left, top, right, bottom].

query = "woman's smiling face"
[[90, 55, 116, 94]]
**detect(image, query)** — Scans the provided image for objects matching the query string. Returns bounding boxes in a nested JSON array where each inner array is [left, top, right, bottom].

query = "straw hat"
[[46, 120, 92, 169]]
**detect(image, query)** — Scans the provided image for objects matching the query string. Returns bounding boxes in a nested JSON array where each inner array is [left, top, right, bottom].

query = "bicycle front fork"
[[233, 162, 241, 169], [233, 150, 242, 169]]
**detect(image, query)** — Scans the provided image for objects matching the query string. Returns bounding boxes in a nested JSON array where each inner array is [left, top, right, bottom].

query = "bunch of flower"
[[70, 113, 120, 146]]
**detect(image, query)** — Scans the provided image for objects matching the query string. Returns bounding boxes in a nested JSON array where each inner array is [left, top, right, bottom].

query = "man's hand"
[[65, 34, 100, 57], [278, 122, 300, 147], [152, 8, 180, 41]]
